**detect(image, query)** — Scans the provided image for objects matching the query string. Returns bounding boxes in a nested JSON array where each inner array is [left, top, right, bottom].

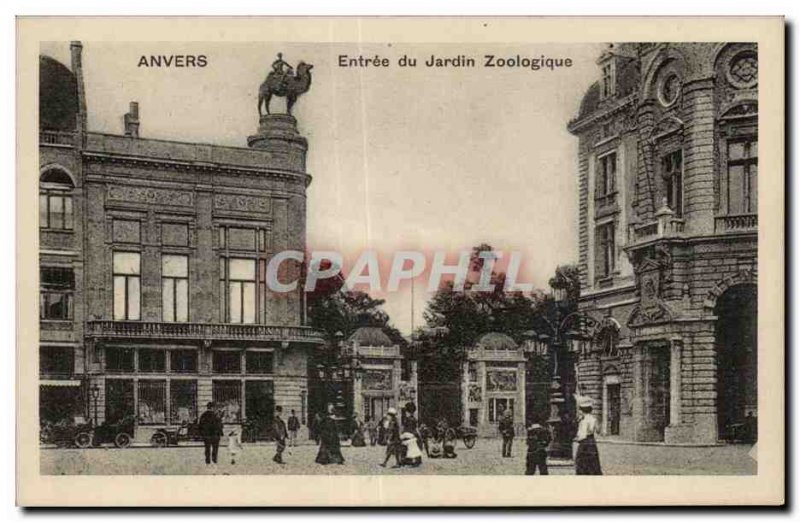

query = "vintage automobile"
[[150, 421, 202, 447], [84, 415, 137, 448], [40, 419, 94, 448]]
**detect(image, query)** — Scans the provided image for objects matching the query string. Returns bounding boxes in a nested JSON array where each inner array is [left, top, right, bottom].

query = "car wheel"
[[150, 432, 167, 447], [74, 432, 92, 448], [114, 432, 132, 448]]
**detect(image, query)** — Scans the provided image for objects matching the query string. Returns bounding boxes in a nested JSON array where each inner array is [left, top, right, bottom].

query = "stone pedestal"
[[248, 114, 307, 148]]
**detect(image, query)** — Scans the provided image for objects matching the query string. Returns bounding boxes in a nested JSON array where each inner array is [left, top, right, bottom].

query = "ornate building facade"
[[39, 42, 323, 441], [567, 43, 758, 444]]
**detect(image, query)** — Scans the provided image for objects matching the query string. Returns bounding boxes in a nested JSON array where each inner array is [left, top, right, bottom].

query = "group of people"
[[196, 395, 603, 475], [518, 395, 603, 475], [196, 401, 303, 467]]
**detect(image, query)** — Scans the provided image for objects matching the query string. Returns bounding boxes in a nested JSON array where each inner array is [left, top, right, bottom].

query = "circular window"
[[728, 51, 758, 89], [658, 73, 681, 107]]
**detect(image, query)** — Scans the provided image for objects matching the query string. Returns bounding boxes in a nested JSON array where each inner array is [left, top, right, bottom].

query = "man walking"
[[273, 405, 288, 464], [525, 419, 551, 475], [499, 408, 515, 458], [198, 401, 223, 466], [287, 409, 301, 448]]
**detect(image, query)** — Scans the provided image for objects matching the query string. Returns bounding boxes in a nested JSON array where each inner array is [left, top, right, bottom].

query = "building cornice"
[[567, 94, 637, 135]]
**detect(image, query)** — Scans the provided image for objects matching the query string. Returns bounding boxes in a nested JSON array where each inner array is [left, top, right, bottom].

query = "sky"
[[41, 41, 605, 336]]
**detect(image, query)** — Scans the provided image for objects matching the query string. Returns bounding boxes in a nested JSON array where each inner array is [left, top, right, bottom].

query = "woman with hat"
[[379, 407, 402, 468], [574, 395, 602, 475]]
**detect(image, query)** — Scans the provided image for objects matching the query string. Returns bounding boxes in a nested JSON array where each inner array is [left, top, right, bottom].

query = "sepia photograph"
[[16, 16, 784, 506]]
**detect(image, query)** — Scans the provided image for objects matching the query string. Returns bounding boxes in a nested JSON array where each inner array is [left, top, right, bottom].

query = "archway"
[[715, 284, 757, 443]]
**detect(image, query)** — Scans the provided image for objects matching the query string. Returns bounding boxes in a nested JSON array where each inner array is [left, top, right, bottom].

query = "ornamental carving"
[[214, 193, 271, 214], [728, 51, 758, 89], [362, 369, 393, 391], [486, 370, 517, 392], [107, 186, 194, 207], [468, 384, 483, 403]]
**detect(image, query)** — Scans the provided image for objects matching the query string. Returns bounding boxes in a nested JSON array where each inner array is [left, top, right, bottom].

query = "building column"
[[631, 343, 646, 442], [669, 338, 682, 426]]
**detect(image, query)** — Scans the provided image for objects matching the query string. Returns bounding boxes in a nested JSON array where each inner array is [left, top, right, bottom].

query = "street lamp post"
[[90, 384, 100, 427]]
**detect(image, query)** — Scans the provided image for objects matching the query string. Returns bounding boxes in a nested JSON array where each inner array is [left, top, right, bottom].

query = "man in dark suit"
[[198, 401, 223, 465], [273, 405, 288, 464], [499, 408, 515, 457]]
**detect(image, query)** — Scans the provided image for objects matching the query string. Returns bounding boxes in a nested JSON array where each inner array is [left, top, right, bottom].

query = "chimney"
[[70, 41, 88, 140], [124, 101, 139, 138]]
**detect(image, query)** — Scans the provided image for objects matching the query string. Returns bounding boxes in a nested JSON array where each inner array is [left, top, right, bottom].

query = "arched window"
[[594, 322, 620, 357], [39, 167, 74, 230]]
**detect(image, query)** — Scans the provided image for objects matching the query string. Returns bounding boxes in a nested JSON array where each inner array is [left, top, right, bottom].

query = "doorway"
[[715, 284, 757, 442], [647, 346, 671, 441], [603, 377, 621, 436], [244, 380, 274, 440]]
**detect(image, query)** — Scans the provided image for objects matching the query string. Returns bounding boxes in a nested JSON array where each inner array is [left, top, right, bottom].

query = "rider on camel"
[[272, 53, 293, 77]]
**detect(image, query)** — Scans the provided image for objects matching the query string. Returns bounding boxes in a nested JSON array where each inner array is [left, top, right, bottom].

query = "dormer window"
[[601, 62, 616, 99]]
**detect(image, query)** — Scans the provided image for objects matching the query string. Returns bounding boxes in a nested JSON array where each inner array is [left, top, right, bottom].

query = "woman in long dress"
[[574, 397, 602, 475], [315, 404, 345, 465]]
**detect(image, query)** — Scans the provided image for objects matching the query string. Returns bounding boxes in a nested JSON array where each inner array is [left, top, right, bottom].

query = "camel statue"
[[258, 61, 313, 116]]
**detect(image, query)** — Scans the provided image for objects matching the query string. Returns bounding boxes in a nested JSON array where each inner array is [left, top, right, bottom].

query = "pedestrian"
[[525, 419, 551, 475], [379, 407, 402, 468], [315, 403, 345, 465], [351, 414, 366, 447], [287, 409, 300, 448], [312, 412, 323, 445], [364, 415, 378, 446], [198, 401, 223, 466], [272, 405, 288, 464], [574, 396, 602, 475], [499, 408, 515, 457], [227, 428, 242, 465]]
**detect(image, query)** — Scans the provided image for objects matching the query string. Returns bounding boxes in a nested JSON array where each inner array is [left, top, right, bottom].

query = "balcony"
[[40, 130, 76, 147], [86, 321, 325, 345], [715, 214, 757, 233], [628, 217, 685, 244]]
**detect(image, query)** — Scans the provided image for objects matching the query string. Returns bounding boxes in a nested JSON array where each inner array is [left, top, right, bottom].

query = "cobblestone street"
[[40, 438, 757, 476]]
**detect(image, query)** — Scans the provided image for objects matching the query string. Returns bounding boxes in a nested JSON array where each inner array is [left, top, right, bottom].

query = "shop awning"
[[40, 380, 82, 387]]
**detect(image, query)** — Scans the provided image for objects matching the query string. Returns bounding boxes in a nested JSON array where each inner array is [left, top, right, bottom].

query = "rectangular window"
[[105, 347, 135, 373], [40, 267, 74, 320], [113, 252, 141, 320], [662, 150, 684, 217], [213, 351, 242, 374], [162, 254, 189, 322], [596, 222, 616, 279], [137, 380, 167, 425], [246, 351, 274, 374], [39, 345, 74, 377], [105, 379, 135, 424], [601, 62, 615, 98], [161, 222, 189, 247], [112, 219, 141, 244], [138, 349, 166, 373], [488, 397, 515, 423], [170, 350, 198, 373], [727, 138, 758, 214], [170, 380, 197, 424], [597, 153, 617, 198], [212, 380, 242, 423], [220, 258, 256, 324], [40, 192, 73, 230]]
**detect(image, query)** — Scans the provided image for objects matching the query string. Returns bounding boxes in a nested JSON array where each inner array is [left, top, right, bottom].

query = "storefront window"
[[138, 380, 167, 425], [138, 349, 166, 373], [170, 380, 197, 424], [246, 351, 273, 374], [170, 350, 198, 373], [39, 345, 74, 377], [213, 351, 242, 374], [212, 380, 242, 423], [105, 379, 135, 424], [105, 347, 135, 373]]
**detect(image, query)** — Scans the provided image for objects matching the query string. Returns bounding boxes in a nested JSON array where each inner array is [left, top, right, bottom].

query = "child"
[[525, 420, 551, 475], [228, 428, 242, 465]]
